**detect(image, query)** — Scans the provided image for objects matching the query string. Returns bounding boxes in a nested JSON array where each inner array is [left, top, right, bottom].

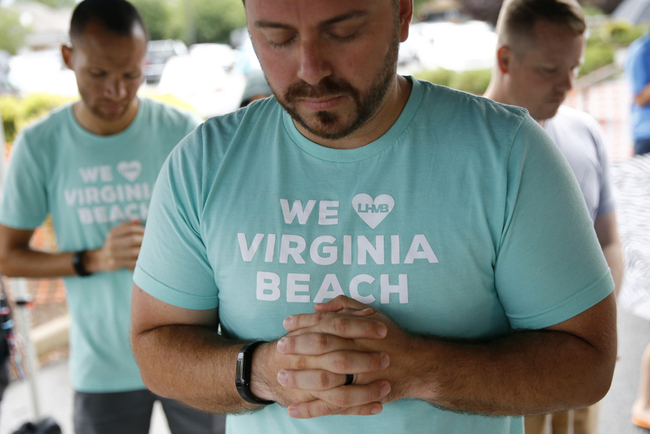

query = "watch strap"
[[72, 251, 92, 277], [236, 341, 275, 405]]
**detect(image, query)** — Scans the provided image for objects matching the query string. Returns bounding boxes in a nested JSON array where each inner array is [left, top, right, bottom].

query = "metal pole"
[[12, 278, 42, 421]]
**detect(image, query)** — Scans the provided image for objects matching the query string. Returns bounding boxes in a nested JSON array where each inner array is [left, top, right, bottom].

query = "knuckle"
[[330, 390, 351, 407], [294, 355, 308, 370], [332, 317, 349, 335], [313, 334, 329, 351], [313, 311, 326, 324], [317, 370, 332, 389], [306, 403, 324, 418], [332, 353, 350, 372]]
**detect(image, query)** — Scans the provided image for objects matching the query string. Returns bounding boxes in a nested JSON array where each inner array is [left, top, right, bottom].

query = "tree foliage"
[[458, 0, 625, 25], [0, 8, 27, 55], [130, 0, 245, 44], [189, 0, 246, 44], [130, 0, 174, 41], [585, 0, 625, 14], [15, 0, 76, 7]]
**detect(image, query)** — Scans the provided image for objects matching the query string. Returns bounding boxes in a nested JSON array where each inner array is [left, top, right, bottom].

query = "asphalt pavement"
[[0, 360, 172, 434]]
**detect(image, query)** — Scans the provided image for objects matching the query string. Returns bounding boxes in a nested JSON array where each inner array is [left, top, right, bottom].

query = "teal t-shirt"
[[0, 98, 202, 392], [134, 78, 613, 433]]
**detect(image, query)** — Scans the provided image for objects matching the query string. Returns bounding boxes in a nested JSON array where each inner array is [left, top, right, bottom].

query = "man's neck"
[[483, 80, 507, 106], [73, 98, 140, 136], [295, 75, 413, 150], [483, 81, 546, 126]]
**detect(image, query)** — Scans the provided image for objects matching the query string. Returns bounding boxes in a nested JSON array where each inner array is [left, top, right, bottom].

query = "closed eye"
[[327, 29, 361, 44], [268, 35, 297, 49]]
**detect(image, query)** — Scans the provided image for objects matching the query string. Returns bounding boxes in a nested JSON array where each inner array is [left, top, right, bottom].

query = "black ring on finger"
[[344, 374, 354, 386]]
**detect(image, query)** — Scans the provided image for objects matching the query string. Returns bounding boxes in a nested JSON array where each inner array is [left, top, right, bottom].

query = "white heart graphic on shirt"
[[352, 194, 395, 229], [117, 161, 142, 182]]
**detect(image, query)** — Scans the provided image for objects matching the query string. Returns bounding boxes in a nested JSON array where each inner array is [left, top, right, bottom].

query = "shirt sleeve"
[[592, 121, 616, 217], [133, 126, 219, 310], [495, 117, 614, 330], [0, 131, 49, 230]]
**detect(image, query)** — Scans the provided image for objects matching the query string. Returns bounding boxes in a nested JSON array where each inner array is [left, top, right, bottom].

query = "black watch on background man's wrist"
[[235, 341, 275, 405], [72, 250, 92, 277]]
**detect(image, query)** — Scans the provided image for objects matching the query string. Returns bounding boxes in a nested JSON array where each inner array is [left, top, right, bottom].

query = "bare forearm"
[[407, 329, 615, 415], [0, 247, 111, 278], [132, 324, 258, 414], [0, 248, 77, 278]]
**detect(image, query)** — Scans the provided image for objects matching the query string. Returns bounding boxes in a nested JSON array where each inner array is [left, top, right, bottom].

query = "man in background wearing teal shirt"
[[130, 1, 617, 433], [0, 0, 224, 433]]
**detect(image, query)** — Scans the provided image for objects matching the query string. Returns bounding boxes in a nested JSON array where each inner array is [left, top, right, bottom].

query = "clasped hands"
[[252, 295, 418, 419]]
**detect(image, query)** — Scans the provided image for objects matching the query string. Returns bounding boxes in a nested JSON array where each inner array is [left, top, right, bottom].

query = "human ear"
[[398, 0, 413, 43], [61, 44, 74, 70], [496, 45, 512, 74]]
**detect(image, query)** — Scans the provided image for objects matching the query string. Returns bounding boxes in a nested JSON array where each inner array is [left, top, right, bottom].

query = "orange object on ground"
[[633, 415, 650, 429]]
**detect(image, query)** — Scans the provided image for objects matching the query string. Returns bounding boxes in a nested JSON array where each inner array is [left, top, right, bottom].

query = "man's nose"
[[297, 40, 332, 86], [557, 69, 575, 93], [104, 78, 127, 99]]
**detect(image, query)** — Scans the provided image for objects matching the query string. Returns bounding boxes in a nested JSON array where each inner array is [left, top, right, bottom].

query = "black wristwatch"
[[235, 341, 275, 405], [72, 250, 92, 277]]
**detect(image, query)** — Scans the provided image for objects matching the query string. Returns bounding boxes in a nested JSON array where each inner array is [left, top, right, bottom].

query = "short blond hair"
[[496, 0, 586, 56]]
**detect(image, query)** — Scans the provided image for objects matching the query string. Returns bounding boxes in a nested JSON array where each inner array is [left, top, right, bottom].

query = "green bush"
[[1, 91, 205, 147], [413, 68, 454, 87], [0, 8, 27, 55], [449, 70, 492, 95], [601, 21, 649, 45], [579, 43, 615, 77], [20, 93, 70, 121], [0, 96, 20, 144], [581, 5, 606, 16], [138, 91, 201, 116], [1, 93, 73, 145], [413, 68, 492, 95]]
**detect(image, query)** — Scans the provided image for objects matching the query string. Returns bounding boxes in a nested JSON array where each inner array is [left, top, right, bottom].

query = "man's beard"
[[87, 99, 130, 122], [274, 31, 400, 140]]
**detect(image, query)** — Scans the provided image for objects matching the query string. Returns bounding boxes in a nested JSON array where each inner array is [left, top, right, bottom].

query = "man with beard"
[[130, 0, 617, 433], [484, 1, 623, 431], [0, 1, 225, 433]]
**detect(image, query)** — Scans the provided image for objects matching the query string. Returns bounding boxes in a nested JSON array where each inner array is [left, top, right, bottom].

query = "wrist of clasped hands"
[[258, 295, 414, 419]]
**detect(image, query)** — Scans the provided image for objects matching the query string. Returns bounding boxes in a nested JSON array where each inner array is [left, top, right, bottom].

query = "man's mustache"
[[286, 77, 359, 101]]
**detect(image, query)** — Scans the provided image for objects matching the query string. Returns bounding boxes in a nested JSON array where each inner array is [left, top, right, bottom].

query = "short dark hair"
[[496, 0, 585, 55], [69, 0, 148, 41]]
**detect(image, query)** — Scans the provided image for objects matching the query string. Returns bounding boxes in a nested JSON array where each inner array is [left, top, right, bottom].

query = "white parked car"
[[8, 49, 78, 97], [410, 21, 497, 72], [144, 39, 187, 84], [157, 44, 245, 118]]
